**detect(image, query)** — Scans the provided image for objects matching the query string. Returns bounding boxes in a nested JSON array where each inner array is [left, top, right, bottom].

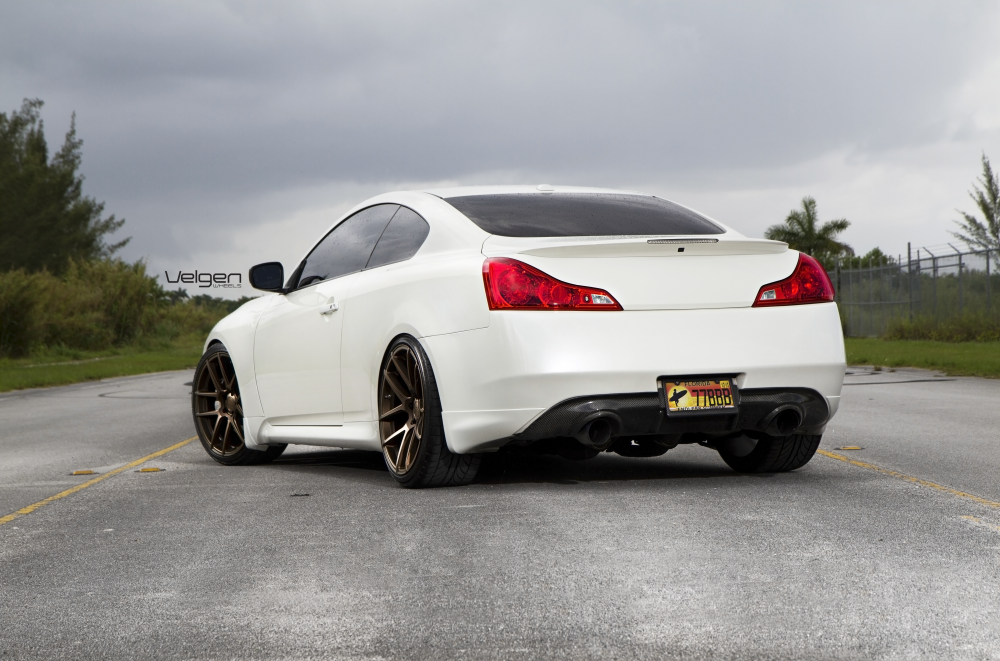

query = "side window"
[[365, 207, 430, 270], [297, 204, 399, 287]]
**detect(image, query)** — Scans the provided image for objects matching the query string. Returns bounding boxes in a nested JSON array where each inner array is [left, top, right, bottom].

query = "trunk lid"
[[482, 234, 797, 310]]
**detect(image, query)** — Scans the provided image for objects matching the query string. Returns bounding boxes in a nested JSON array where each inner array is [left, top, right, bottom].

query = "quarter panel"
[[340, 251, 490, 422]]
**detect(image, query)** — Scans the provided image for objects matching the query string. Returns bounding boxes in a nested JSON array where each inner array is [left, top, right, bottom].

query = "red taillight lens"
[[482, 258, 622, 310], [753, 253, 835, 307]]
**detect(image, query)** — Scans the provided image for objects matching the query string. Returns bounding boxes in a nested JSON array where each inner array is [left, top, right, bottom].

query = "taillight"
[[482, 257, 622, 310], [753, 253, 835, 307]]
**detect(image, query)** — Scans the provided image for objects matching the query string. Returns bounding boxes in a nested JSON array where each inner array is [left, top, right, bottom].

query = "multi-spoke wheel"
[[192, 344, 285, 465], [378, 336, 481, 488], [379, 343, 426, 474]]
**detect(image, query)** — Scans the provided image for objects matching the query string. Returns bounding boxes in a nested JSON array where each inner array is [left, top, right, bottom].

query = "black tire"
[[378, 335, 481, 488], [192, 343, 286, 466], [716, 432, 821, 473]]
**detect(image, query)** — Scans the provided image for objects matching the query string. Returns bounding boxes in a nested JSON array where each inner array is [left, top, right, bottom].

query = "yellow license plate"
[[661, 378, 736, 413]]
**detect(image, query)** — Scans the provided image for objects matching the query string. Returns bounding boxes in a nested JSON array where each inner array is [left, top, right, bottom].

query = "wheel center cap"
[[403, 397, 422, 425], [225, 392, 239, 413]]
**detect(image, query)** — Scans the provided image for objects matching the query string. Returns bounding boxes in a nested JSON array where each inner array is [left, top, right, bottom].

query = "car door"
[[253, 204, 399, 425]]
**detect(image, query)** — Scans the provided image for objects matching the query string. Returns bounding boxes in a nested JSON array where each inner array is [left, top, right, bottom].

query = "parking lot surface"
[[2, 367, 999, 660]]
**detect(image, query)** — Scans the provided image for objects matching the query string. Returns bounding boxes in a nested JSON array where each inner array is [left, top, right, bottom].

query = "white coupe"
[[192, 186, 846, 487]]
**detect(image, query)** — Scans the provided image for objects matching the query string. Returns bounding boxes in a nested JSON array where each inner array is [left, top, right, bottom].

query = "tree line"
[[767, 154, 999, 271], [0, 99, 242, 358]]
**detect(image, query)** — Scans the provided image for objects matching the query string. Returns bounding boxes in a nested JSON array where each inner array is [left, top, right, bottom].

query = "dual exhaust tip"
[[573, 404, 804, 449]]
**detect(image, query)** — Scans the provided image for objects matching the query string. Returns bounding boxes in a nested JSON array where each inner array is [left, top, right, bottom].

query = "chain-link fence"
[[834, 245, 999, 337]]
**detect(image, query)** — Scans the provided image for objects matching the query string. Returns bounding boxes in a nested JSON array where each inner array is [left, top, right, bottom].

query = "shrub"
[[157, 299, 225, 339], [0, 257, 250, 358], [883, 312, 1000, 342], [29, 259, 162, 351], [0, 269, 43, 357], [65, 258, 163, 344], [38, 265, 109, 350]]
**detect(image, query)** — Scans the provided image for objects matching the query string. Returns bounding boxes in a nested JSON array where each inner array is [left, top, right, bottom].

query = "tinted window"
[[297, 204, 399, 287], [443, 193, 723, 237], [366, 207, 430, 269]]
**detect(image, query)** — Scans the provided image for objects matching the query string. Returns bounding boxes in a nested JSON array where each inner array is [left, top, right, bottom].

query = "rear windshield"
[[443, 193, 724, 237]]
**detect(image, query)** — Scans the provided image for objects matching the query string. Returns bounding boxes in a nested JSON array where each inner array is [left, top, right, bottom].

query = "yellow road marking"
[[961, 515, 1000, 532], [0, 437, 196, 527], [817, 449, 1000, 510]]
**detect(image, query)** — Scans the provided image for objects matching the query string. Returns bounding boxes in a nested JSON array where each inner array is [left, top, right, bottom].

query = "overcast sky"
[[3, 0, 999, 297]]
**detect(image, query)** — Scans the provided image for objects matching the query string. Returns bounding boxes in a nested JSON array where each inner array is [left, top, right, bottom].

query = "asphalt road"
[[1, 367, 999, 660]]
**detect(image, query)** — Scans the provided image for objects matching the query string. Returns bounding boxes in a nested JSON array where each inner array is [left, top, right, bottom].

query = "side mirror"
[[249, 262, 284, 291]]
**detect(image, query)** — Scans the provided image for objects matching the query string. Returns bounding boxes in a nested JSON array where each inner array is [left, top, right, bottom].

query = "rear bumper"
[[515, 387, 829, 443], [421, 303, 846, 453]]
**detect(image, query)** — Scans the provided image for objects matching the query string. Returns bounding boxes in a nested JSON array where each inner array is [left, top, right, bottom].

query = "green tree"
[[841, 246, 896, 269], [0, 98, 129, 274], [765, 196, 853, 268], [952, 153, 999, 254]]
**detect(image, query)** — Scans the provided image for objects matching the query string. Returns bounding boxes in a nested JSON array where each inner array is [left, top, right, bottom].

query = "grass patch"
[[846, 337, 1000, 378], [0, 335, 204, 392]]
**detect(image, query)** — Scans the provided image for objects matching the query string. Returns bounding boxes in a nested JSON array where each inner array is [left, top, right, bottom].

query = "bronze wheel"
[[379, 343, 425, 474], [191, 344, 285, 465], [377, 336, 481, 488], [194, 349, 246, 457]]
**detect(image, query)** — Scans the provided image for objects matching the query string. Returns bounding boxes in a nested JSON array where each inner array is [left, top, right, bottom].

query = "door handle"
[[319, 301, 339, 315]]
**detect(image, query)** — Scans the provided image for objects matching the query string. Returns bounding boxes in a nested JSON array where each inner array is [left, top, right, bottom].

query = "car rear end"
[[420, 188, 846, 459]]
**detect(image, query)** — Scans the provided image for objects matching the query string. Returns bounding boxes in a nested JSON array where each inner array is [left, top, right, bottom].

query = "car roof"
[[422, 184, 653, 198]]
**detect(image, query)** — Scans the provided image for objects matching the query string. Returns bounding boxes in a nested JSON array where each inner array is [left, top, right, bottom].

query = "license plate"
[[660, 377, 737, 414]]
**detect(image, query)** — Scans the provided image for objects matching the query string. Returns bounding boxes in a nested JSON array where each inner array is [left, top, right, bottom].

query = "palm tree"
[[952, 153, 1000, 255], [765, 197, 853, 266]]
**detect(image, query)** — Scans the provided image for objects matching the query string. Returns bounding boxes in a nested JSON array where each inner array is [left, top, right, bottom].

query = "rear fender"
[[341, 252, 489, 424]]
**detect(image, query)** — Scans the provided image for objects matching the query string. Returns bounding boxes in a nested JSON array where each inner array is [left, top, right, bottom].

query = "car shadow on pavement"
[[269, 447, 756, 486], [476, 451, 749, 485], [272, 448, 388, 472]]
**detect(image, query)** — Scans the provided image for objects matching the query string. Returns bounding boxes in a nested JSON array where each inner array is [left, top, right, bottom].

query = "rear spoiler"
[[483, 236, 788, 258]]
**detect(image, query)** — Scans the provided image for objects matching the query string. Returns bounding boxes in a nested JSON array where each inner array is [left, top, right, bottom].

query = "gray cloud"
[[2, 0, 999, 292]]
